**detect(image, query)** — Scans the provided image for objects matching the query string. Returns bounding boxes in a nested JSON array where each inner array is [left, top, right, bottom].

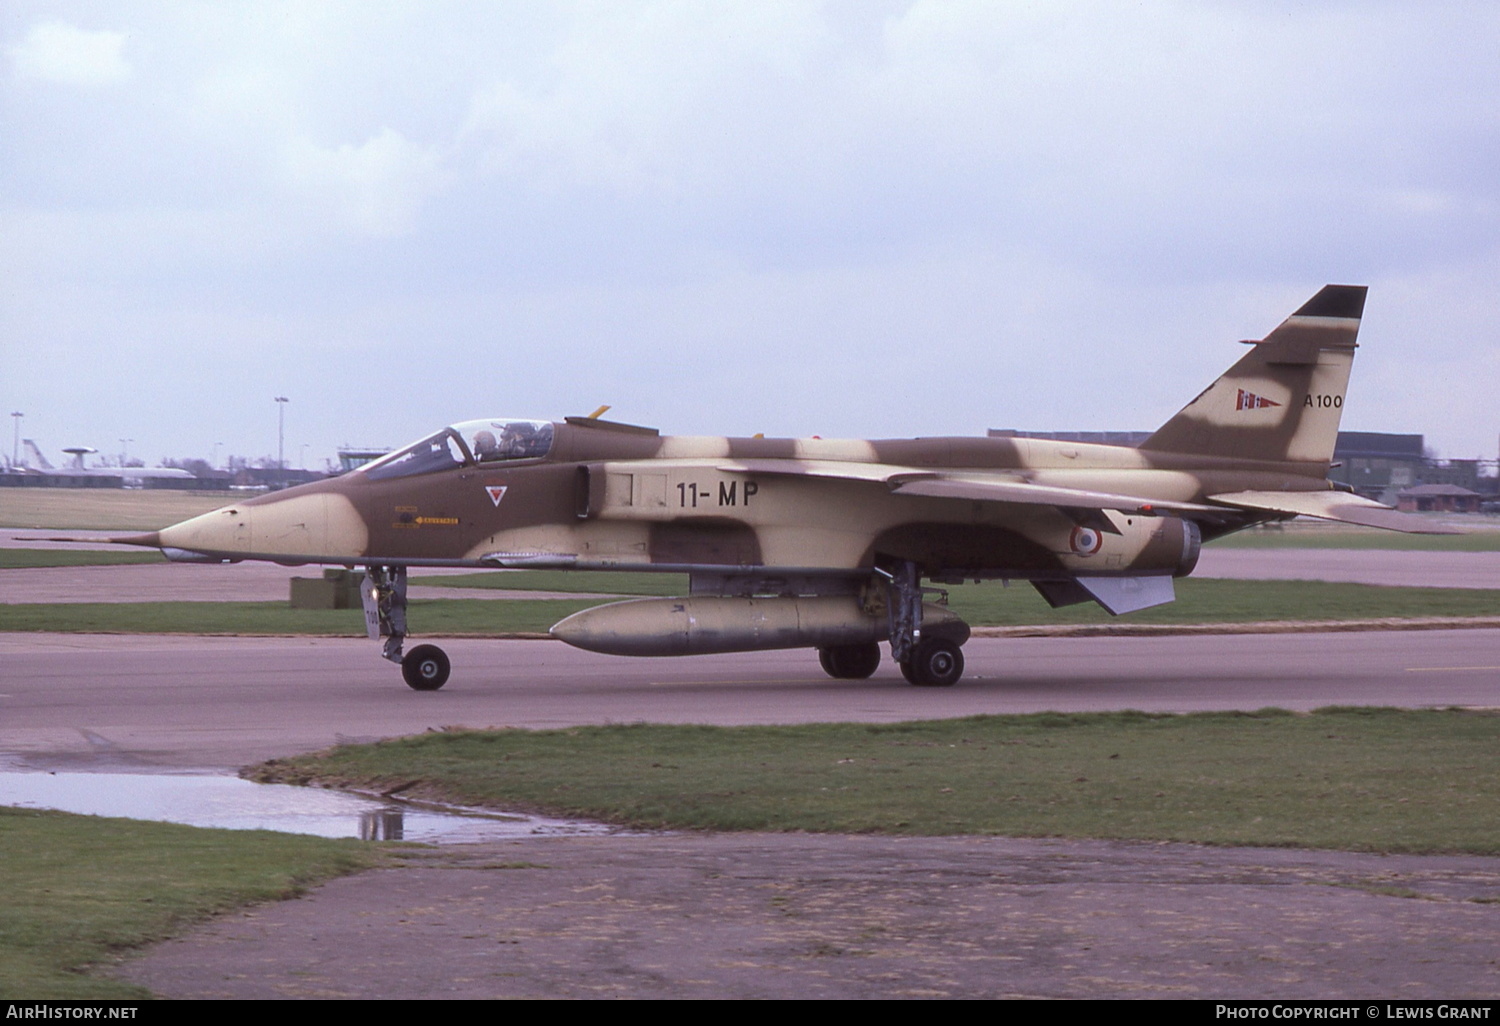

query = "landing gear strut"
[[363, 565, 451, 691], [878, 561, 968, 687]]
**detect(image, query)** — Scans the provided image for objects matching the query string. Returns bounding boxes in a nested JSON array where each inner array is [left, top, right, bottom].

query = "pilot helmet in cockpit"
[[472, 429, 500, 460]]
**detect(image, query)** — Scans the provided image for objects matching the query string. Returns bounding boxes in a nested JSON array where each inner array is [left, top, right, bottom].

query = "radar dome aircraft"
[[119, 286, 1444, 690], [16, 440, 195, 485]]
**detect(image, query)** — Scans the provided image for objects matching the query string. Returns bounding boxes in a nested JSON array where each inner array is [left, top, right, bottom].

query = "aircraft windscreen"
[[457, 419, 554, 463], [361, 429, 470, 481], [360, 420, 554, 481]]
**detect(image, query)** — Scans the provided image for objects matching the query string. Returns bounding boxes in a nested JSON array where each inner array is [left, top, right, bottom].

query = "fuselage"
[[143, 418, 1330, 580]]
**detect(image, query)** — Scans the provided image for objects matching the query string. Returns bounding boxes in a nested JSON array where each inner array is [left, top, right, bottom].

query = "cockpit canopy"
[[361, 419, 555, 481]]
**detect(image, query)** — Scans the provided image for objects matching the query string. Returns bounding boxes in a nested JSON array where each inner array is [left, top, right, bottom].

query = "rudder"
[[1139, 285, 1366, 469]]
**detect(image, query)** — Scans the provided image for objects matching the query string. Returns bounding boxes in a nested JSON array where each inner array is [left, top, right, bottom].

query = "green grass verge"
[[3, 580, 1497, 635], [423, 569, 689, 595], [420, 571, 1500, 625], [0, 598, 599, 635], [1208, 526, 1500, 550], [0, 489, 235, 531], [251, 708, 1500, 854], [942, 577, 1500, 625], [0, 807, 371, 999], [0, 549, 167, 569]]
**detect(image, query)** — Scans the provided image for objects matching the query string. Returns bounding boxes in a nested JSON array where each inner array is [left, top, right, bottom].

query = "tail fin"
[[21, 440, 53, 470], [1140, 285, 1366, 468]]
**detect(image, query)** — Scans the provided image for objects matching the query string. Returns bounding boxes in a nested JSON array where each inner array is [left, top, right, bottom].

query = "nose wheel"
[[401, 644, 451, 691], [365, 567, 452, 690]]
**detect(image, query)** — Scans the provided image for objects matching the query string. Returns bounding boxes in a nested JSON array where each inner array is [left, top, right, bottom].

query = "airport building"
[[1395, 483, 1484, 513]]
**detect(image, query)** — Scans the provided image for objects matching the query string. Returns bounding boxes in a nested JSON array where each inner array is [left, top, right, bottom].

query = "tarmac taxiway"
[[3, 629, 1498, 771]]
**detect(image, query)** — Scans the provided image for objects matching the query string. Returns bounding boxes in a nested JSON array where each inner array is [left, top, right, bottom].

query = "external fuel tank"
[[550, 595, 968, 657]]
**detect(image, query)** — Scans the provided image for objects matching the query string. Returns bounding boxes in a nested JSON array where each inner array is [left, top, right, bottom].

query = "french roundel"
[[1069, 526, 1103, 555]]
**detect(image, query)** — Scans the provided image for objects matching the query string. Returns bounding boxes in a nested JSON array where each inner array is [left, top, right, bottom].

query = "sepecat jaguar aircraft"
[[118, 285, 1444, 690]]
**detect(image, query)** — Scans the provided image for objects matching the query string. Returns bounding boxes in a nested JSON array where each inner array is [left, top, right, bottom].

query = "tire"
[[818, 643, 882, 680], [402, 644, 451, 691], [906, 638, 964, 687]]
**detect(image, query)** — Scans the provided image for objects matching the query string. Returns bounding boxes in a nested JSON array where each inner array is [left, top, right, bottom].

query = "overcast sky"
[[3, 1, 1497, 471]]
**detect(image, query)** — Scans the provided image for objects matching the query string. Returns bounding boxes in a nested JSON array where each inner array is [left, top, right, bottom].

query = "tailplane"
[[1140, 285, 1366, 469]]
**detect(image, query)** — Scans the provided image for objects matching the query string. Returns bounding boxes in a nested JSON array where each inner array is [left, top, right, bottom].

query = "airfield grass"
[[0, 549, 167, 569], [0, 807, 371, 999], [0, 489, 235, 530], [11, 711, 1498, 998], [434, 569, 690, 595], [3, 579, 1498, 635], [252, 707, 1500, 854], [1209, 523, 1500, 551], [942, 577, 1500, 626], [0, 598, 596, 635]]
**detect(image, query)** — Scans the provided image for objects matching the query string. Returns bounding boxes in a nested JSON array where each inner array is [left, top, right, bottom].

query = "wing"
[[716, 459, 1220, 516], [885, 474, 1221, 516], [1206, 490, 1458, 534]]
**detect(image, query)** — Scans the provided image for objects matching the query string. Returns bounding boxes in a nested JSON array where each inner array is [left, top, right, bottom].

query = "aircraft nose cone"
[[147, 491, 369, 561], [155, 505, 251, 558]]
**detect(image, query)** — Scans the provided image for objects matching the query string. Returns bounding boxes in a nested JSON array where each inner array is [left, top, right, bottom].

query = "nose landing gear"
[[364, 565, 451, 691], [401, 644, 451, 691]]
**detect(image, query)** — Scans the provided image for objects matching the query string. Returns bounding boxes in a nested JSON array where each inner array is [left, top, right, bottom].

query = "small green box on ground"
[[289, 568, 363, 609]]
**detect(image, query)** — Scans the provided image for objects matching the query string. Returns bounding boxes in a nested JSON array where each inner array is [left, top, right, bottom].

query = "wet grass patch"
[[251, 708, 1500, 854], [0, 807, 370, 999]]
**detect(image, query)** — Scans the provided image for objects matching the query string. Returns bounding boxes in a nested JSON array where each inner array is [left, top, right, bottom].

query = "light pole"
[[274, 396, 289, 485], [10, 412, 21, 469]]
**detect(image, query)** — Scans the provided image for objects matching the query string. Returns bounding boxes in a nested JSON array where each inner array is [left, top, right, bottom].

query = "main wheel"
[[401, 644, 451, 691], [904, 638, 964, 687], [817, 643, 882, 679]]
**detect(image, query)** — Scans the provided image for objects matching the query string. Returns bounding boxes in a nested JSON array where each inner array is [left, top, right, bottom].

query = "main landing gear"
[[883, 560, 969, 687], [818, 642, 882, 679], [363, 566, 452, 691], [898, 637, 965, 688], [816, 562, 971, 687]]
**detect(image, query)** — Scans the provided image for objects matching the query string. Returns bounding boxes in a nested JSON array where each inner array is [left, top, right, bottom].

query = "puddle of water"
[[0, 771, 615, 843]]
